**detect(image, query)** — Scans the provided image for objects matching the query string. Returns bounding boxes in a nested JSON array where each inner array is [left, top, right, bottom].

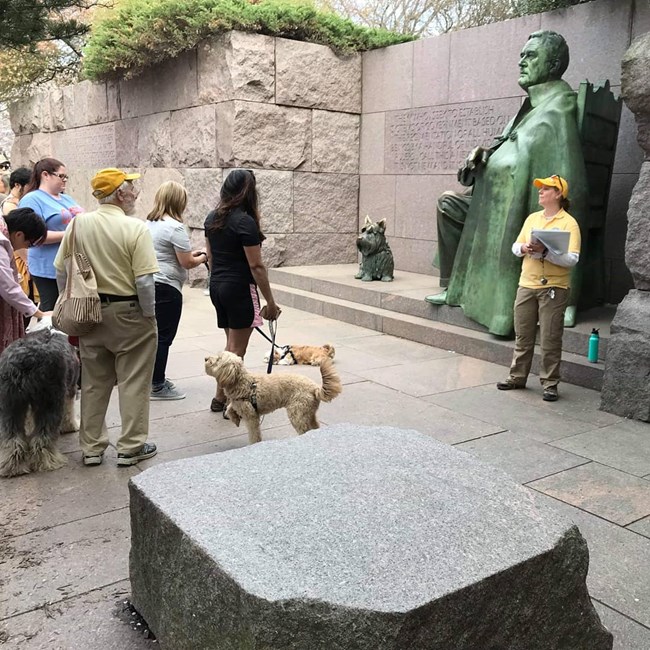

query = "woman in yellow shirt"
[[496, 175, 581, 402]]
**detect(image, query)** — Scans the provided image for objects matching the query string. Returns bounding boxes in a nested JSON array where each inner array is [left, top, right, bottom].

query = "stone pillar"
[[600, 33, 650, 421]]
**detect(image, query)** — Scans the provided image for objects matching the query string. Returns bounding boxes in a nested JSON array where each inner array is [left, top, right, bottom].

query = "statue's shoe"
[[425, 290, 448, 305], [564, 305, 577, 328]]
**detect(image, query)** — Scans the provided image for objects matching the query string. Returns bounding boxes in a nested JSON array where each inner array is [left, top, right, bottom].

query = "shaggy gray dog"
[[0, 329, 79, 478]]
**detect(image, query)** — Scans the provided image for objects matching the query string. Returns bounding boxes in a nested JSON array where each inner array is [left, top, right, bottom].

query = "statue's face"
[[518, 39, 554, 89]]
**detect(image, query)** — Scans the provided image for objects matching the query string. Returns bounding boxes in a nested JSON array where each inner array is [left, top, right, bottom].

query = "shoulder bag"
[[52, 218, 102, 336]]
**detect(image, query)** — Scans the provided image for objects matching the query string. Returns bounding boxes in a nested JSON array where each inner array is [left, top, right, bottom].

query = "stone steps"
[[269, 265, 611, 391]]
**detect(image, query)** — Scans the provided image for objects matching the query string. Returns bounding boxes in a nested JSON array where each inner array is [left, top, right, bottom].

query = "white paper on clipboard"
[[531, 229, 570, 255]]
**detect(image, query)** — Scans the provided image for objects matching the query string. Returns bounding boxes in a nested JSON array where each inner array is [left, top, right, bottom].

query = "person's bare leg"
[[214, 328, 230, 404], [226, 327, 254, 358]]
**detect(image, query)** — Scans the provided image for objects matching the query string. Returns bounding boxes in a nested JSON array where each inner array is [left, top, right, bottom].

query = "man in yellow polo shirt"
[[54, 168, 160, 466], [496, 175, 581, 401]]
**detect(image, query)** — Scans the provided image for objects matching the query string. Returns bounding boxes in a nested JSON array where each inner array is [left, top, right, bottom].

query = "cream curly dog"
[[204, 351, 342, 444]]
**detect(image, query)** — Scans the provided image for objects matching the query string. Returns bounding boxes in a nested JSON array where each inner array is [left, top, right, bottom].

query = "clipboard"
[[531, 229, 570, 255]]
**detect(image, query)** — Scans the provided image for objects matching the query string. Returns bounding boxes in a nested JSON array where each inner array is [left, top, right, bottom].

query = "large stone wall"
[[8, 32, 361, 284], [0, 109, 13, 161], [359, 0, 649, 303], [8, 0, 648, 299]]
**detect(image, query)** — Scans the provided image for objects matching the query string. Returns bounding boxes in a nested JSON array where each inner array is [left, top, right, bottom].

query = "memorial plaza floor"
[[1, 285, 649, 649]]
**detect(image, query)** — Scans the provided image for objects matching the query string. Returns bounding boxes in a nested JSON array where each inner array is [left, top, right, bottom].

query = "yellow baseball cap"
[[91, 168, 140, 199], [533, 175, 569, 198]]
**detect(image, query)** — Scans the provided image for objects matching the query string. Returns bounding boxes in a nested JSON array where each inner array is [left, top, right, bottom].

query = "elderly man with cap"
[[496, 175, 581, 402], [54, 168, 160, 466]]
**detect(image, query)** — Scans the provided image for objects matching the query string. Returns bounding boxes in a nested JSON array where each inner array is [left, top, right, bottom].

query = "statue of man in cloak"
[[426, 30, 587, 336]]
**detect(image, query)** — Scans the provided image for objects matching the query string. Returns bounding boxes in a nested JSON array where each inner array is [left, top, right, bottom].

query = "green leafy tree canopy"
[[0, 0, 101, 101], [0, 0, 97, 52]]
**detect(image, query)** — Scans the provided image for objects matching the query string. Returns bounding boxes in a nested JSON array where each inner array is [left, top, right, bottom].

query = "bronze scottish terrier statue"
[[355, 216, 394, 282]]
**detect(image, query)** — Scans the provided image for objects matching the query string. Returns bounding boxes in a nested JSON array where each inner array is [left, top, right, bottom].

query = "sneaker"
[[543, 386, 559, 402], [117, 443, 157, 466], [496, 379, 526, 391], [83, 452, 103, 466], [151, 383, 186, 400], [203, 287, 210, 296]]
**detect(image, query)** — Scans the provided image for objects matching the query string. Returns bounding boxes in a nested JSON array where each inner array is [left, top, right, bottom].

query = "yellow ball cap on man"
[[91, 168, 141, 199], [533, 175, 569, 198]]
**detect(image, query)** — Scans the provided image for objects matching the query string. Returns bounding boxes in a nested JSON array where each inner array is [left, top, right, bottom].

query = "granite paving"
[[1, 285, 649, 648]]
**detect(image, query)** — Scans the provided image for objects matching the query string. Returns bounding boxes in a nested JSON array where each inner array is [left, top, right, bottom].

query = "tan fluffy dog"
[[204, 351, 342, 444], [264, 343, 335, 366]]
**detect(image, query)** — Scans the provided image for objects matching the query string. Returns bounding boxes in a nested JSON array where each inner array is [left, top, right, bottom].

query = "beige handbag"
[[52, 218, 102, 336]]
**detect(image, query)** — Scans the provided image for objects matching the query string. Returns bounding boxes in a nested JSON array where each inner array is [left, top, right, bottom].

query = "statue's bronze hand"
[[458, 147, 490, 186]]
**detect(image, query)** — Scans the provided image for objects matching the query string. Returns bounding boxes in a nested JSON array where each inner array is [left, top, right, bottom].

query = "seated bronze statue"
[[426, 30, 588, 336]]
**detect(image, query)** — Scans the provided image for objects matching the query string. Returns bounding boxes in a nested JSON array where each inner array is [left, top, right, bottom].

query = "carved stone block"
[[49, 87, 66, 131], [9, 92, 52, 134], [384, 98, 520, 175], [254, 169, 294, 234], [129, 425, 613, 649], [216, 101, 311, 170], [624, 161, 650, 289], [198, 31, 275, 104], [52, 123, 118, 170], [182, 168, 222, 229], [63, 81, 108, 129], [170, 106, 217, 168], [119, 50, 198, 119], [263, 233, 357, 267], [276, 38, 361, 113], [601, 290, 650, 421], [293, 172, 358, 233], [622, 32, 650, 156], [312, 111, 360, 174]]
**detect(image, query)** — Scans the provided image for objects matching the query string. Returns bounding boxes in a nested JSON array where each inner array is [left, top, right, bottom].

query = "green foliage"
[[0, 0, 91, 49], [0, 0, 93, 102], [83, 0, 414, 80], [515, 0, 590, 14]]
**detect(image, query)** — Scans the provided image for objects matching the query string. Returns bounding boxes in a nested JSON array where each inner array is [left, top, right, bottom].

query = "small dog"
[[0, 327, 79, 478], [264, 343, 335, 366], [355, 216, 394, 282], [204, 351, 342, 444]]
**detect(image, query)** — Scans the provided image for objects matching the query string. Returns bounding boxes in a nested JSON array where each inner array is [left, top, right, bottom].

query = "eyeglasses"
[[49, 172, 69, 181], [551, 174, 565, 195]]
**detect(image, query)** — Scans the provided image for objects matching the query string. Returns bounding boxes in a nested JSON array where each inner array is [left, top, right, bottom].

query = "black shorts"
[[210, 282, 262, 330]]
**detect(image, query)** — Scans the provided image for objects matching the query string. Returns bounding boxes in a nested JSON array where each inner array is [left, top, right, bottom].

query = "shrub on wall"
[[83, 0, 413, 80]]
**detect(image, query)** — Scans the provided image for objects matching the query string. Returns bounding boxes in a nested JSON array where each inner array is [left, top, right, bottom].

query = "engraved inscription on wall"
[[55, 123, 117, 169], [385, 98, 522, 174]]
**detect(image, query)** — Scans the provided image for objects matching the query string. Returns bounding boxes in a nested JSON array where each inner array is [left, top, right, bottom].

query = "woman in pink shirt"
[[0, 208, 48, 355]]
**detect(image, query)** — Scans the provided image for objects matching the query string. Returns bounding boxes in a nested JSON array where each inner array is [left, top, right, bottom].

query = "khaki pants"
[[508, 286, 569, 388], [79, 301, 157, 456]]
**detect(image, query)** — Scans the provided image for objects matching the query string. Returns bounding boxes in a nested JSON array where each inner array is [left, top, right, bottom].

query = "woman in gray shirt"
[[146, 181, 208, 400]]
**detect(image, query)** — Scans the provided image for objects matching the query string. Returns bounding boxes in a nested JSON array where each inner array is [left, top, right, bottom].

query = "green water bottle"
[[588, 328, 600, 363]]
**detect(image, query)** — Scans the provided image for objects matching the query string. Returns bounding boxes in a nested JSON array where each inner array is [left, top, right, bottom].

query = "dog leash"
[[255, 325, 282, 350], [265, 320, 277, 374]]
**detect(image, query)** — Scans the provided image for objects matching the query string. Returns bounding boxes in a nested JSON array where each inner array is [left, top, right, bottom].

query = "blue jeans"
[[153, 282, 183, 387]]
